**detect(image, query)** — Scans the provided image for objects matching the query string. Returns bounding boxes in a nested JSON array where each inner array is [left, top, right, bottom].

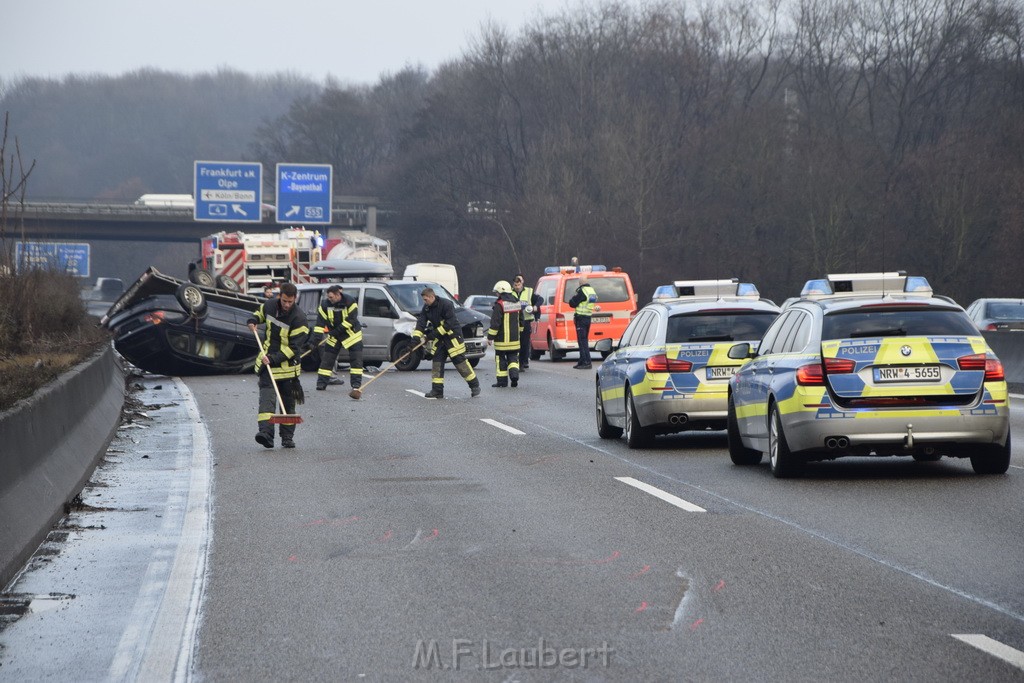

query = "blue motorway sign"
[[276, 163, 332, 225], [194, 161, 262, 222], [15, 241, 90, 277]]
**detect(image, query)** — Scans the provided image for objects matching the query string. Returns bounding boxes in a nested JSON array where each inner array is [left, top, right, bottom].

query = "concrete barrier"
[[984, 332, 1024, 393], [0, 345, 125, 588]]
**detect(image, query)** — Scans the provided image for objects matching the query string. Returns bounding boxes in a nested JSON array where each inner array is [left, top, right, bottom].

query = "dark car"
[[101, 267, 263, 376], [965, 298, 1024, 332]]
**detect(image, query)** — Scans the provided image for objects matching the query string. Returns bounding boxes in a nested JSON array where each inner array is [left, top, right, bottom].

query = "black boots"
[[425, 386, 444, 399]]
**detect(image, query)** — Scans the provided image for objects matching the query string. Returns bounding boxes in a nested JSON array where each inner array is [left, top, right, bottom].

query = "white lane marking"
[[615, 477, 706, 512], [142, 379, 212, 682], [406, 389, 428, 398], [951, 634, 1024, 671], [481, 418, 526, 435], [530, 422, 1024, 624], [1009, 393, 1023, 399]]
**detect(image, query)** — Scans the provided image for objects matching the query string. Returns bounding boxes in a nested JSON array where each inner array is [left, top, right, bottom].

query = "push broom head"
[[348, 388, 362, 400], [269, 414, 303, 425]]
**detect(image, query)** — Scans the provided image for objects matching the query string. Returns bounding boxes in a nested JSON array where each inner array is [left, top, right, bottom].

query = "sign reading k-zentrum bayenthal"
[[194, 161, 262, 222], [276, 163, 333, 225]]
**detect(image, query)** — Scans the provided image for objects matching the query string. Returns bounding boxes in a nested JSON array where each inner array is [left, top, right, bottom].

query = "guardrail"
[[0, 345, 125, 588]]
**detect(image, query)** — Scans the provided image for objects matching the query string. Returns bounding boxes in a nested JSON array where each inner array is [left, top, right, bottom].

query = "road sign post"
[[194, 161, 263, 222], [276, 163, 332, 225]]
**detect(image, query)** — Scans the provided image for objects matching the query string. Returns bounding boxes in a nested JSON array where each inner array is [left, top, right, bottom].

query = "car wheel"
[[175, 283, 207, 317], [468, 357, 480, 368], [392, 338, 422, 372], [971, 431, 1011, 475], [548, 336, 565, 362], [596, 380, 623, 440], [530, 349, 543, 361], [188, 268, 216, 288], [215, 274, 242, 292], [624, 386, 652, 449], [768, 403, 801, 478], [728, 394, 762, 466]]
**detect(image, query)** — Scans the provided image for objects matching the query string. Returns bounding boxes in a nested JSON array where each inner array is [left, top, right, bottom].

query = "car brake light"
[[985, 323, 997, 331], [824, 357, 856, 373], [958, 353, 1005, 381], [646, 354, 693, 373], [143, 311, 166, 325], [796, 363, 824, 385]]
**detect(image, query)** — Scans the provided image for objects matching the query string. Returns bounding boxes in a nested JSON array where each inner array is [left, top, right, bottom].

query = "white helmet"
[[493, 280, 513, 294]]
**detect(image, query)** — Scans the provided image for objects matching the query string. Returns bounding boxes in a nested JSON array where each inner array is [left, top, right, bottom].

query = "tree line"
[[2, 0, 1021, 303]]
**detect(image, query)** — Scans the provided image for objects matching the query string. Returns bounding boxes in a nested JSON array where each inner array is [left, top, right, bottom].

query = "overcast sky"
[[2, 0, 649, 86]]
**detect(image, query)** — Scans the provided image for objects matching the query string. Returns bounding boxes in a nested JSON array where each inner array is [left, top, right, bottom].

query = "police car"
[[726, 272, 1012, 477], [594, 279, 780, 448]]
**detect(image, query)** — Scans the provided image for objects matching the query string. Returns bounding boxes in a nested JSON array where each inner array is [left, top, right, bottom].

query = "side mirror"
[[727, 342, 753, 360], [595, 338, 614, 354]]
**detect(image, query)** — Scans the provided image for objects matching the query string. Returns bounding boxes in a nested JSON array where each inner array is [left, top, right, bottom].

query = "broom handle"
[[355, 339, 425, 393], [251, 327, 289, 415]]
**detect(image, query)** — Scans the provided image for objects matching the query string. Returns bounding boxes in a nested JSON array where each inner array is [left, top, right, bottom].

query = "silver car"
[[296, 279, 488, 371]]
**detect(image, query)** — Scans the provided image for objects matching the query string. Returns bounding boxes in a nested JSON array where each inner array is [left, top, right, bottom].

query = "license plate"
[[873, 365, 941, 383], [706, 366, 737, 380], [591, 315, 611, 323]]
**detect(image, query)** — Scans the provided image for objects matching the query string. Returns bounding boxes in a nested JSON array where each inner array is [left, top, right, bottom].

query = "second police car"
[[726, 272, 1012, 477], [595, 279, 780, 447]]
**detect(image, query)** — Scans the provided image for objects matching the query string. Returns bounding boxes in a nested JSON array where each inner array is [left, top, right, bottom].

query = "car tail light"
[[984, 323, 997, 331], [957, 353, 1004, 381], [143, 311, 166, 325], [646, 354, 693, 373], [824, 357, 856, 374], [555, 313, 566, 326], [796, 363, 824, 385]]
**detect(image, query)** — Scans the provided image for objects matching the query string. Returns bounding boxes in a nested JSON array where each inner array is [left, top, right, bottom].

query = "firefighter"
[[311, 284, 364, 392], [413, 287, 482, 399], [246, 282, 309, 449], [512, 273, 542, 370], [487, 280, 522, 388]]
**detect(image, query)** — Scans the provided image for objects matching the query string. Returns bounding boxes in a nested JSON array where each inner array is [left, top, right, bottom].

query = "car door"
[[357, 285, 398, 361], [740, 311, 798, 440], [603, 309, 656, 421]]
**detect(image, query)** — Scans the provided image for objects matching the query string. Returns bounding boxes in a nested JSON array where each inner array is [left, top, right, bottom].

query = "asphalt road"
[[2, 355, 1022, 681]]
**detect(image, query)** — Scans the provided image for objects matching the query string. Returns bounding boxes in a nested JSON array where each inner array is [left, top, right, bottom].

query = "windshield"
[[667, 312, 777, 343], [986, 301, 1024, 320], [388, 282, 457, 313], [823, 307, 977, 339], [563, 276, 630, 304]]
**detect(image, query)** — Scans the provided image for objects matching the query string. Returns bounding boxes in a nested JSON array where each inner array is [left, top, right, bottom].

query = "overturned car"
[[101, 267, 263, 376]]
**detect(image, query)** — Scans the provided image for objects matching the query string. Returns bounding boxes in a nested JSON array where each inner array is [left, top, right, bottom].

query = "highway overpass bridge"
[[3, 197, 383, 243]]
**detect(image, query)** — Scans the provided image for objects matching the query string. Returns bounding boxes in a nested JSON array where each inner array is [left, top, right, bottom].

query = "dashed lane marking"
[[615, 477, 706, 512], [481, 418, 526, 435], [951, 634, 1024, 671]]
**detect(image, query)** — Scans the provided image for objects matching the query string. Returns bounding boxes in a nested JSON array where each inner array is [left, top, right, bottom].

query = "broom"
[[251, 327, 303, 424], [348, 339, 425, 400]]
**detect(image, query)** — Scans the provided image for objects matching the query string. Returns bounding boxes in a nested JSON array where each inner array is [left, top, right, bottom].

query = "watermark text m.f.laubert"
[[413, 638, 613, 671]]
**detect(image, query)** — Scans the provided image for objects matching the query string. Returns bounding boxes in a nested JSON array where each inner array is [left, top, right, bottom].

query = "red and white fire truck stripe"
[[219, 248, 245, 285]]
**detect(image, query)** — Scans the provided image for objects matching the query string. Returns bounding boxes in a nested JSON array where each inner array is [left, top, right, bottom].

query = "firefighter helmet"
[[493, 280, 513, 294]]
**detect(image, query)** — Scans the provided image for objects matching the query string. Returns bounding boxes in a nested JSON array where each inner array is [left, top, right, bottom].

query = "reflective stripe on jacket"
[[573, 285, 598, 317], [248, 298, 309, 379]]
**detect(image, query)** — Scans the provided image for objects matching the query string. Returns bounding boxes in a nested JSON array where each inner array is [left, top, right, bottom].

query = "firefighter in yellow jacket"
[[246, 282, 308, 449], [311, 284, 364, 392], [487, 280, 522, 388], [413, 287, 482, 399]]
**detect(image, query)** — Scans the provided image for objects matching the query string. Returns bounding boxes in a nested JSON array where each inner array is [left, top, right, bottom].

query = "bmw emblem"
[[900, 345, 912, 357]]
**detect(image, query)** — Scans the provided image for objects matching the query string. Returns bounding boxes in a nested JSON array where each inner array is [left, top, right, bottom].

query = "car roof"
[[796, 294, 964, 314], [647, 297, 781, 315]]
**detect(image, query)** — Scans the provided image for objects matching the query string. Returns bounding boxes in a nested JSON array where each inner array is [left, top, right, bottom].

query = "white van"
[[403, 263, 459, 299]]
